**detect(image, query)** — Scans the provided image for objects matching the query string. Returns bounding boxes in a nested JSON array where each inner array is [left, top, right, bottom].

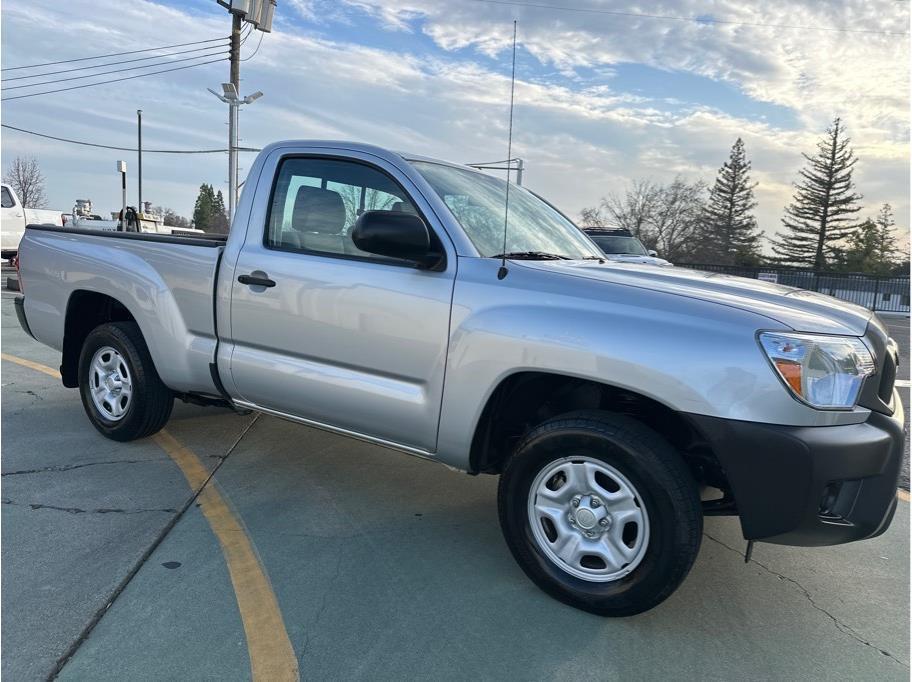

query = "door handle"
[[238, 273, 276, 288]]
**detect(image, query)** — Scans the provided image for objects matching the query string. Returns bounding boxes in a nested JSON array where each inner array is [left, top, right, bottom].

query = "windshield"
[[410, 161, 602, 259], [588, 235, 648, 256]]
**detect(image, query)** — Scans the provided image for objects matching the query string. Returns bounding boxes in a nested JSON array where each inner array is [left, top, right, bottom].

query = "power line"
[[1, 57, 227, 102], [3, 49, 229, 91], [2, 43, 230, 82], [466, 0, 911, 36], [1, 123, 261, 154], [241, 22, 254, 43], [1, 36, 229, 72], [240, 31, 265, 61]]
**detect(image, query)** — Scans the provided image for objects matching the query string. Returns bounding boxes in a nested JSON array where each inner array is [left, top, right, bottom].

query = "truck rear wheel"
[[78, 322, 173, 441], [498, 411, 702, 616]]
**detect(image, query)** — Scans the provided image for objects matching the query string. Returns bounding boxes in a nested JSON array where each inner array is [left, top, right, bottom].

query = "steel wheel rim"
[[527, 455, 650, 582], [88, 346, 133, 422]]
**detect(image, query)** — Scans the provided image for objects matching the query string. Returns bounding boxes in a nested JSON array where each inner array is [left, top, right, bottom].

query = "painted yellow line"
[[153, 430, 299, 681], [1, 352, 61, 379], [1, 353, 298, 680], [898, 489, 910, 502]]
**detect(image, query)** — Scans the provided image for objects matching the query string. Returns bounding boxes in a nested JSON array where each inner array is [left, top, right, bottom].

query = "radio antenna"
[[497, 20, 518, 281]]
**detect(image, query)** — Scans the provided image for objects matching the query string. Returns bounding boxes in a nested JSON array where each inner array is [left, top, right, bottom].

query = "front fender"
[[434, 258, 869, 469]]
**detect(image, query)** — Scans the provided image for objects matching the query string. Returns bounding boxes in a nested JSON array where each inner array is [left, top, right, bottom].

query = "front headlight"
[[758, 332, 876, 409]]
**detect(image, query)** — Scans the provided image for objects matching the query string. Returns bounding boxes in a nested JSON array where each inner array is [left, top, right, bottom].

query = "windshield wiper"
[[492, 251, 570, 260]]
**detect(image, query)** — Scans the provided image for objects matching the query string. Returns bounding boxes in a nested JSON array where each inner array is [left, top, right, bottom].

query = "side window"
[[265, 157, 419, 260], [1, 187, 15, 209]]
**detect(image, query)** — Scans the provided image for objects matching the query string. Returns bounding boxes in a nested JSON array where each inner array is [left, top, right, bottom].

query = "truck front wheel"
[[77, 322, 173, 441], [498, 411, 702, 616]]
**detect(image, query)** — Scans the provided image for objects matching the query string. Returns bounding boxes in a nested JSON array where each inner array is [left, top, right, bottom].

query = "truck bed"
[[18, 225, 225, 395]]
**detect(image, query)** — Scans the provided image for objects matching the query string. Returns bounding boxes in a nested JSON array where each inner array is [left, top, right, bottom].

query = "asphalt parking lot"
[[2, 290, 909, 681]]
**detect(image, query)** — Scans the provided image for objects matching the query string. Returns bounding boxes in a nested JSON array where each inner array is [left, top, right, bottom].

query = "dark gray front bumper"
[[688, 396, 905, 546]]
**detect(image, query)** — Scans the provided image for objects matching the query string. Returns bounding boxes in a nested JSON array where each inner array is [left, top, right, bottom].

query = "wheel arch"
[[468, 371, 728, 490], [61, 290, 137, 388]]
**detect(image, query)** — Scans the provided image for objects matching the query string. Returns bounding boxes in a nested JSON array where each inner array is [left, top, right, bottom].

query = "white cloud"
[[0, 0, 907, 252]]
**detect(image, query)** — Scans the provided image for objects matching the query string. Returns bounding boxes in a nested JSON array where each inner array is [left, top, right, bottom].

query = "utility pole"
[[136, 110, 143, 210], [228, 13, 242, 221], [215, 0, 273, 222]]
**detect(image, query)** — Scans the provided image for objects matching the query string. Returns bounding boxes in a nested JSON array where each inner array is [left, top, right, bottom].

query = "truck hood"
[[518, 260, 873, 336]]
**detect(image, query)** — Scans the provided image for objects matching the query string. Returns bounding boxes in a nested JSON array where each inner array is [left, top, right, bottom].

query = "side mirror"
[[352, 211, 441, 269], [648, 249, 658, 257]]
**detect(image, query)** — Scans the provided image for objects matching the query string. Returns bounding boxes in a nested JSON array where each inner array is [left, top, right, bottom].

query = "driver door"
[[226, 153, 455, 452]]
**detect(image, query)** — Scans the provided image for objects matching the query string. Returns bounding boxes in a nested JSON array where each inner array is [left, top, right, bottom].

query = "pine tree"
[[697, 138, 761, 265], [872, 203, 900, 269], [835, 204, 903, 274], [772, 117, 863, 269], [835, 219, 879, 273], [192, 183, 215, 231], [211, 189, 230, 233]]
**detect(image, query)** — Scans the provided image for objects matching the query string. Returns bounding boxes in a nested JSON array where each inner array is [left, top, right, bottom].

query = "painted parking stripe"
[[1, 352, 62, 379], [1, 353, 298, 680], [153, 430, 298, 680], [896, 379, 911, 389]]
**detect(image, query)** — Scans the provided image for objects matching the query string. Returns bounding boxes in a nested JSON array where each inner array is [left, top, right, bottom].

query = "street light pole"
[[208, 85, 263, 222], [227, 94, 238, 220]]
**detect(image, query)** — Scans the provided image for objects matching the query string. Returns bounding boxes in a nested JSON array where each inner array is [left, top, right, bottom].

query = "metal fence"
[[677, 263, 911, 314]]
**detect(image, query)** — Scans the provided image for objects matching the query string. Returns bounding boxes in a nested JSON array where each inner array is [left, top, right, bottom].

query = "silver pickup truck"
[[15, 140, 905, 616]]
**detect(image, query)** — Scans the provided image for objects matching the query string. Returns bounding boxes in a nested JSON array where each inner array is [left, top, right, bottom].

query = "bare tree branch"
[[3, 156, 47, 209]]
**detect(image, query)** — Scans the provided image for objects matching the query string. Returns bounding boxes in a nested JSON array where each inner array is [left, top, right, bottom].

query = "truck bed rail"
[[25, 224, 227, 248]]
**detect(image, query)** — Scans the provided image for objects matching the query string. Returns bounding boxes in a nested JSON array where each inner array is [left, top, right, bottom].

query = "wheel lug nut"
[[599, 518, 610, 527], [571, 497, 580, 507], [591, 497, 601, 508]]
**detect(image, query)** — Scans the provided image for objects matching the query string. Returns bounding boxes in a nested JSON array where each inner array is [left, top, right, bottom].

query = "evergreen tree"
[[772, 117, 863, 269], [835, 219, 880, 273], [192, 183, 215, 231], [211, 189, 230, 233], [872, 203, 901, 269], [696, 138, 761, 265], [835, 204, 902, 274]]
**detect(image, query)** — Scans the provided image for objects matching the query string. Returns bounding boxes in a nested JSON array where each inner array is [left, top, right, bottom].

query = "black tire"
[[498, 410, 702, 616], [78, 322, 173, 441]]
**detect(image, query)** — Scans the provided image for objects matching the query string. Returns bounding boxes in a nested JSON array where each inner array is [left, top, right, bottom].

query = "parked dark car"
[[583, 227, 672, 266]]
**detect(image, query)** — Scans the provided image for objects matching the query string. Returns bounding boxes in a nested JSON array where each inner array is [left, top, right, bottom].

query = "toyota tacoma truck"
[[14, 141, 905, 616]]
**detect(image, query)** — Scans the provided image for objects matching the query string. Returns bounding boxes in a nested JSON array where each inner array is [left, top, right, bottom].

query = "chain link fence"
[[677, 263, 910, 314]]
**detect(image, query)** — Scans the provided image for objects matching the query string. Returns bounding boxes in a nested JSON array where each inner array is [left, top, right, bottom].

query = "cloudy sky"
[[1, 0, 908, 251]]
